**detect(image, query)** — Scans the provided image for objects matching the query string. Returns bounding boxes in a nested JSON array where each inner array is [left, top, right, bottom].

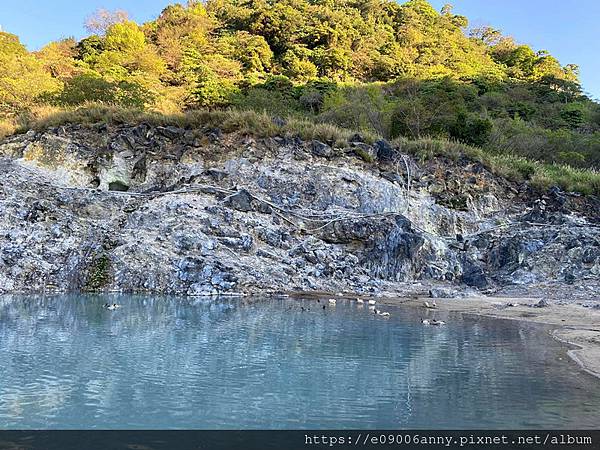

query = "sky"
[[0, 0, 598, 99], [429, 0, 600, 100]]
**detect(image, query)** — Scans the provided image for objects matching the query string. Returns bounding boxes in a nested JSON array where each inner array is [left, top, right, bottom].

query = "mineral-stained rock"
[[0, 123, 598, 301]]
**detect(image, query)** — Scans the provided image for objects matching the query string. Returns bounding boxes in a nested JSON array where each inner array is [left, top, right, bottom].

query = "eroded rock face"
[[0, 124, 598, 299]]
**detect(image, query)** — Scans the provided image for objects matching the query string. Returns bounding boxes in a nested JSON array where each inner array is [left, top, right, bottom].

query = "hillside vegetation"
[[1, 0, 599, 192]]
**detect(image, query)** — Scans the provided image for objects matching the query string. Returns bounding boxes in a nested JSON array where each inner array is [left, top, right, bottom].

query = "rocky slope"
[[0, 122, 598, 300]]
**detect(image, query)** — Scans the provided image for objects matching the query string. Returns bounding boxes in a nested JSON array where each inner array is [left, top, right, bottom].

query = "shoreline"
[[3, 290, 599, 379], [376, 295, 600, 380]]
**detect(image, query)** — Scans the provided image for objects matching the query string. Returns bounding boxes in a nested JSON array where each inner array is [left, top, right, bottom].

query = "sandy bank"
[[380, 295, 600, 379]]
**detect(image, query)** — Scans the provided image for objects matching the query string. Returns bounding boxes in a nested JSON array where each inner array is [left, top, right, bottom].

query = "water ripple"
[[0, 294, 599, 429]]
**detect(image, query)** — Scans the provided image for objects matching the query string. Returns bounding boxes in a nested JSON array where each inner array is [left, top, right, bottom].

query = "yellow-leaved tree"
[[0, 32, 60, 114]]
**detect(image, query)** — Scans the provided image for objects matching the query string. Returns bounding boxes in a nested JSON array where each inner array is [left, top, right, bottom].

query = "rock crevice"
[[0, 124, 598, 300]]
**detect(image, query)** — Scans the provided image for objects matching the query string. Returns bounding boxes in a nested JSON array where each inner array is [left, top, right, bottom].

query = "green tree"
[[560, 104, 585, 129], [55, 73, 152, 107], [230, 31, 273, 75], [36, 39, 79, 81], [449, 111, 493, 146], [0, 32, 60, 113]]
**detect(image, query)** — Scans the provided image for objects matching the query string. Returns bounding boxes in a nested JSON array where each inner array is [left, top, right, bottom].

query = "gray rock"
[[219, 235, 253, 252], [204, 168, 229, 181], [206, 128, 222, 141], [156, 126, 184, 140], [0, 124, 598, 299], [311, 141, 333, 158], [223, 189, 254, 212], [374, 140, 396, 162], [429, 287, 459, 298], [510, 269, 538, 285], [582, 246, 599, 264], [461, 261, 488, 288]]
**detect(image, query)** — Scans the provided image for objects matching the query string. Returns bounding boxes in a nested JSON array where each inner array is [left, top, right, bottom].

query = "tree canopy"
[[1, 0, 599, 169]]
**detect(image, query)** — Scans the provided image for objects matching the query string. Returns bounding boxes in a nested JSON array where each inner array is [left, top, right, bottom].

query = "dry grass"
[[13, 104, 189, 131], [397, 136, 600, 196], [4, 103, 599, 196], [9, 103, 366, 147], [0, 118, 17, 140]]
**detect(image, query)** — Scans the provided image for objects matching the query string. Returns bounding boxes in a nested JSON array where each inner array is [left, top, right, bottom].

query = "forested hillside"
[[1, 0, 599, 182]]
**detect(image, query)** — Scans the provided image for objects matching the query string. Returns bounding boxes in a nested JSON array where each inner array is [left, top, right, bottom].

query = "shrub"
[[560, 104, 585, 129], [261, 75, 295, 95], [4, 104, 599, 196], [449, 112, 493, 147], [56, 73, 116, 105], [232, 88, 300, 117], [55, 73, 153, 108]]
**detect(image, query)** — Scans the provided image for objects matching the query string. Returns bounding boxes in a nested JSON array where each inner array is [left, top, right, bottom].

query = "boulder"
[[374, 139, 396, 162], [156, 126, 184, 140], [461, 260, 488, 288], [311, 140, 333, 158], [429, 287, 459, 298], [223, 189, 254, 212]]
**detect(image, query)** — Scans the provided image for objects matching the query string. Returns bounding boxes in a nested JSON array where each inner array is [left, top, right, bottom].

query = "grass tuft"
[[0, 118, 17, 140], [395, 136, 600, 196], [3, 103, 599, 196]]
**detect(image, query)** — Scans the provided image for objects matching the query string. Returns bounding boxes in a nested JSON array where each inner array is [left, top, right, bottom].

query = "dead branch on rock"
[[400, 154, 412, 215]]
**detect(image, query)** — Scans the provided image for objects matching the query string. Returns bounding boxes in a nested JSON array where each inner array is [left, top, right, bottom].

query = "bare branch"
[[85, 8, 129, 35]]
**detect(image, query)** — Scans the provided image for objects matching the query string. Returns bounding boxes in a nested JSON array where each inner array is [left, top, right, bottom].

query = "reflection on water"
[[0, 294, 599, 429]]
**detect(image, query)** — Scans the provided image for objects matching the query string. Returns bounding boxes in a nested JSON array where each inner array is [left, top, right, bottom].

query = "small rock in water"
[[534, 299, 550, 308]]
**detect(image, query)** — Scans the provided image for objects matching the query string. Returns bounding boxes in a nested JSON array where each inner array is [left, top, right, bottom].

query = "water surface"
[[1, 295, 599, 429]]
